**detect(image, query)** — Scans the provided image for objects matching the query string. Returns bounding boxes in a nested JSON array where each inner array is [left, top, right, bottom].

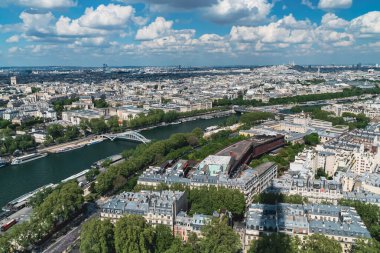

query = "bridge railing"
[[101, 131, 151, 143]]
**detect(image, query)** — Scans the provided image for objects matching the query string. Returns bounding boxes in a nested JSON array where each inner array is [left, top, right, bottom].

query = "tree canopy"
[[214, 87, 380, 107], [0, 181, 84, 252], [249, 233, 300, 253], [239, 111, 275, 127], [80, 215, 241, 253], [199, 217, 241, 253], [302, 234, 342, 253], [249, 143, 304, 175], [304, 133, 320, 146], [80, 218, 115, 253], [353, 239, 380, 253]]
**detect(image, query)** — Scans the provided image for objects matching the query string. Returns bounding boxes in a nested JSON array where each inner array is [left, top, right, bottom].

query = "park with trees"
[[214, 87, 380, 107], [239, 111, 275, 127], [45, 124, 81, 144], [0, 132, 36, 155]]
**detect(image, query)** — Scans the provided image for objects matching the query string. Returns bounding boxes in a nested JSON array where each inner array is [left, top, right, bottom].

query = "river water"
[[0, 117, 228, 207]]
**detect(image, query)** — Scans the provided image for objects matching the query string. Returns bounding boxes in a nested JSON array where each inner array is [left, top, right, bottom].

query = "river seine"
[[0, 117, 228, 207]]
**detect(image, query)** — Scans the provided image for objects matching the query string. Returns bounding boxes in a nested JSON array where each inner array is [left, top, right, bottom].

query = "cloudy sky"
[[0, 0, 379, 66]]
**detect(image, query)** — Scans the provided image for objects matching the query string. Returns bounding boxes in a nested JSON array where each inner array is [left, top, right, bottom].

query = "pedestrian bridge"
[[101, 131, 151, 144]]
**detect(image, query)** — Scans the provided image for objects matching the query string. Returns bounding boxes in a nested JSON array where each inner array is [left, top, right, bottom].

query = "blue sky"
[[0, 0, 379, 66]]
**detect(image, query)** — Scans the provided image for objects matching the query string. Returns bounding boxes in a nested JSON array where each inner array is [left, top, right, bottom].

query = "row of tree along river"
[[0, 116, 229, 208]]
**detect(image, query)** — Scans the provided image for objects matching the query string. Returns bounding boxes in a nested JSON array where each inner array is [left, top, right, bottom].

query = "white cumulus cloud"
[[20, 11, 56, 35], [78, 4, 135, 29], [6, 35, 20, 43], [321, 13, 349, 29], [207, 0, 273, 24], [230, 14, 314, 45], [318, 0, 352, 9], [135, 17, 173, 40], [56, 16, 105, 37], [349, 11, 380, 37]]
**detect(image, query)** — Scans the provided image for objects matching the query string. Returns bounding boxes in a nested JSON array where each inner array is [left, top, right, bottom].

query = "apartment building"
[[138, 161, 278, 205], [62, 109, 107, 125], [100, 190, 187, 226], [267, 175, 343, 204], [174, 211, 213, 241], [109, 105, 147, 121], [349, 144, 379, 175], [244, 203, 371, 253]]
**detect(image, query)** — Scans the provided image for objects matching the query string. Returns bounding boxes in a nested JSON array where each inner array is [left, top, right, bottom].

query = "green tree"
[[249, 233, 300, 253], [315, 168, 328, 179], [31, 87, 41, 93], [85, 168, 100, 181], [199, 218, 241, 253], [29, 187, 54, 208], [164, 238, 195, 253], [214, 87, 380, 107], [0, 181, 84, 251], [353, 238, 380, 253], [225, 115, 238, 126], [154, 225, 175, 253], [47, 124, 65, 140], [304, 133, 320, 146], [240, 111, 275, 126], [0, 119, 11, 129], [89, 118, 109, 134], [14, 134, 36, 151], [114, 215, 155, 253], [188, 186, 245, 218], [0, 234, 11, 253], [107, 116, 122, 133], [302, 234, 342, 253], [191, 127, 204, 139], [93, 98, 109, 108], [65, 126, 80, 140], [80, 218, 115, 253], [80, 119, 89, 133]]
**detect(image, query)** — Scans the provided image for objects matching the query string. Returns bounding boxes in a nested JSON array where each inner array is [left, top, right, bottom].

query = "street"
[[40, 199, 107, 253]]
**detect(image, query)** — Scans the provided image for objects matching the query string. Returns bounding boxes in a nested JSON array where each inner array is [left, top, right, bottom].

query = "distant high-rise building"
[[103, 64, 108, 73], [10, 76, 17, 85]]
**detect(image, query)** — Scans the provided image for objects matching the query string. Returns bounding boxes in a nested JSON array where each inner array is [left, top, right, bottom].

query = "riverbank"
[[35, 109, 234, 154], [38, 136, 105, 154]]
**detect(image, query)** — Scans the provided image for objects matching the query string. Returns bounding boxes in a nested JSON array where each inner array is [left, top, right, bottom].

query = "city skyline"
[[0, 0, 380, 66]]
